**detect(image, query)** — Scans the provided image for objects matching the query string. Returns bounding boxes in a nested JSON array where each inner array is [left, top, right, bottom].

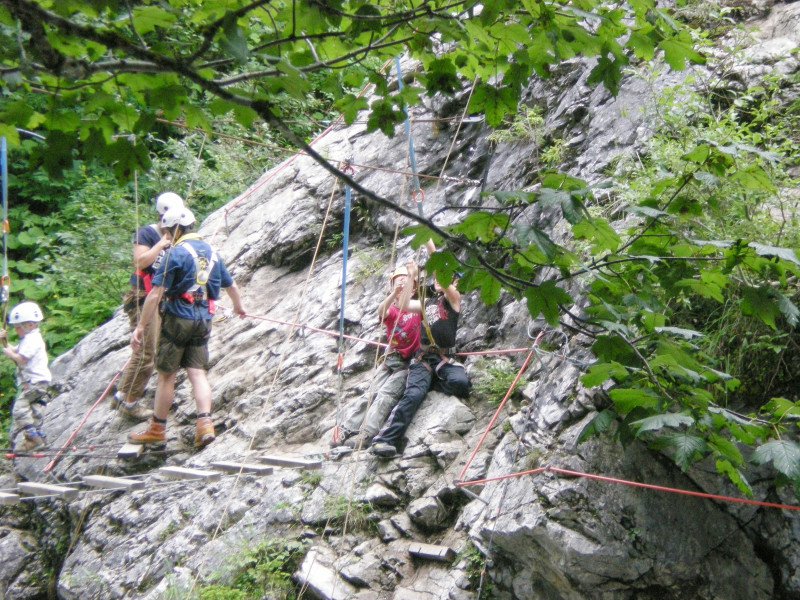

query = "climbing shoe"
[[370, 442, 398, 458], [129, 420, 166, 445], [195, 417, 216, 449], [118, 401, 153, 422], [19, 429, 46, 452], [343, 433, 371, 450], [330, 427, 356, 448]]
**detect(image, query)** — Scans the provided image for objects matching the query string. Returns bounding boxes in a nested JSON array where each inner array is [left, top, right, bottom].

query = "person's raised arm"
[[133, 233, 171, 271], [377, 287, 400, 321]]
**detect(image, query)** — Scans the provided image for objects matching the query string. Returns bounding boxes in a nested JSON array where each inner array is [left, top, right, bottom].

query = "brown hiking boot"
[[129, 420, 166, 445], [119, 401, 153, 422], [195, 417, 215, 448]]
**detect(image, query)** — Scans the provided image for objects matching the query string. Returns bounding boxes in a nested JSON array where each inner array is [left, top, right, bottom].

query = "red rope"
[[42, 370, 122, 473], [245, 313, 389, 349], [457, 333, 544, 482], [456, 465, 800, 512], [243, 313, 534, 358]]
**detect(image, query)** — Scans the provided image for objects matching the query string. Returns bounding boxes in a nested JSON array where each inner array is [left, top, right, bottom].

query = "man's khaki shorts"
[[156, 313, 212, 373]]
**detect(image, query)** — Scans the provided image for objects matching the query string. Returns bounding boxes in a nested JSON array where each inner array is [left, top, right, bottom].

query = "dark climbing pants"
[[372, 351, 470, 448]]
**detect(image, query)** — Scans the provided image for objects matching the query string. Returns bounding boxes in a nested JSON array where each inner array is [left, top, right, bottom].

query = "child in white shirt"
[[1, 301, 52, 451]]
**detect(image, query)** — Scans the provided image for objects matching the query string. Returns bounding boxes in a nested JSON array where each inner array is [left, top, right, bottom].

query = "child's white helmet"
[[155, 192, 185, 216], [8, 301, 43, 324], [160, 207, 196, 228]]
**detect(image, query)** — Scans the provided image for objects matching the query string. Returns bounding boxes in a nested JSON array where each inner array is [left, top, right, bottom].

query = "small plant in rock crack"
[[487, 105, 545, 145], [198, 538, 308, 600], [323, 495, 375, 533], [458, 542, 495, 597], [471, 358, 522, 405], [299, 470, 323, 487]]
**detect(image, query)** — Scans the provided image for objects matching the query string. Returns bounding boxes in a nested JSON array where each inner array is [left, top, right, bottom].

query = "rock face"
[[2, 2, 799, 599]]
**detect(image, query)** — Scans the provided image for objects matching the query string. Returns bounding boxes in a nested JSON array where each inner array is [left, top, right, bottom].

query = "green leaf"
[[132, 5, 177, 34], [591, 334, 639, 366], [761, 398, 800, 420], [658, 432, 707, 470], [525, 281, 571, 326], [731, 165, 776, 193], [221, 12, 249, 63], [334, 94, 369, 125], [0, 124, 20, 147], [577, 409, 616, 443], [608, 388, 662, 415], [747, 243, 800, 267], [632, 412, 694, 435], [752, 440, 800, 479], [426, 251, 461, 287], [450, 212, 509, 243], [581, 361, 628, 387], [682, 144, 710, 163], [740, 286, 781, 330], [469, 83, 518, 127], [572, 218, 620, 252], [658, 31, 705, 70], [424, 58, 460, 95], [478, 274, 502, 305], [587, 53, 625, 96], [366, 99, 403, 137], [708, 434, 745, 466], [716, 459, 752, 496], [627, 30, 655, 61], [513, 224, 560, 261]]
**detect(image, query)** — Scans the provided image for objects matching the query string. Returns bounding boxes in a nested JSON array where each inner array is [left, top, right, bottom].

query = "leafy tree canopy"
[[0, 0, 702, 177]]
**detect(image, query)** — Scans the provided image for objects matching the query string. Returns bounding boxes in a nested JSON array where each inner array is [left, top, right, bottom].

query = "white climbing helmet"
[[8, 301, 43, 325], [160, 206, 196, 228], [155, 192, 185, 216]]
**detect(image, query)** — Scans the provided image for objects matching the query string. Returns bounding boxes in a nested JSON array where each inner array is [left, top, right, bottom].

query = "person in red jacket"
[[332, 264, 421, 450]]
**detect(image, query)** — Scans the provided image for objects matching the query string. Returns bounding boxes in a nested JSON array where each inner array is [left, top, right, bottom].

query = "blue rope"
[[337, 184, 352, 357], [394, 57, 424, 218], [1, 136, 8, 306]]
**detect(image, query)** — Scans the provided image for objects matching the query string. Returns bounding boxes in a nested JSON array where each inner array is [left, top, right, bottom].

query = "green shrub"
[[198, 538, 307, 600], [471, 359, 521, 405], [322, 495, 374, 533]]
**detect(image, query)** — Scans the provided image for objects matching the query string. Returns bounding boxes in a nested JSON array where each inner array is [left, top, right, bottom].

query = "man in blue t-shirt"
[[128, 206, 246, 448], [114, 192, 184, 421]]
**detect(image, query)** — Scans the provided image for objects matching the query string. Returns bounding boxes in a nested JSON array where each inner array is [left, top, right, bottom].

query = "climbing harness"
[[131, 223, 162, 294], [170, 233, 219, 312]]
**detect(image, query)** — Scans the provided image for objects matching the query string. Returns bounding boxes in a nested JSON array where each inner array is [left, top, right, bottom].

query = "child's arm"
[[2, 344, 28, 367]]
